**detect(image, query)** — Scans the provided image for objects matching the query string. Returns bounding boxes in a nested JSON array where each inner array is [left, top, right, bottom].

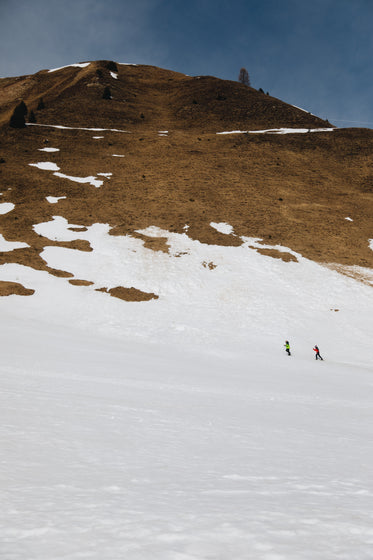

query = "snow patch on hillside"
[[29, 161, 60, 171], [217, 128, 335, 135], [0, 202, 15, 214], [29, 161, 107, 188], [27, 123, 129, 133], [210, 221, 235, 235], [48, 62, 90, 73], [46, 196, 67, 204], [54, 172, 104, 188]]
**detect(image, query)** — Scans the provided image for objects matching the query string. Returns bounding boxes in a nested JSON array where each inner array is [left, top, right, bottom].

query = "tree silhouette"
[[105, 61, 118, 72], [10, 101, 27, 128], [238, 68, 250, 87], [103, 86, 112, 99]]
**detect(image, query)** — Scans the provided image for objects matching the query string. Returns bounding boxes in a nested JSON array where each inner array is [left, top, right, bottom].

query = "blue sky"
[[1, 0, 373, 127]]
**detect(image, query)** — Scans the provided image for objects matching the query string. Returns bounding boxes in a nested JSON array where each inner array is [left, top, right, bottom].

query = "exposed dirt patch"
[[255, 248, 298, 262], [131, 232, 170, 253], [96, 286, 159, 301], [68, 226, 88, 232], [202, 261, 217, 269], [323, 263, 373, 286], [69, 279, 94, 286], [0, 280, 35, 296]]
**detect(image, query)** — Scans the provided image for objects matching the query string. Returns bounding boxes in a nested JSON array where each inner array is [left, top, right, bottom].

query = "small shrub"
[[10, 101, 27, 128], [238, 68, 250, 86], [37, 97, 45, 110], [28, 110, 36, 123], [105, 61, 118, 72], [103, 86, 112, 99]]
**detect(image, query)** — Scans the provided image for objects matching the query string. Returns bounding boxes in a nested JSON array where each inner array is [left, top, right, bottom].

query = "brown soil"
[[202, 261, 217, 270], [96, 286, 159, 301], [0, 280, 34, 296], [69, 279, 94, 286], [255, 248, 298, 262], [131, 232, 170, 253], [0, 61, 372, 287]]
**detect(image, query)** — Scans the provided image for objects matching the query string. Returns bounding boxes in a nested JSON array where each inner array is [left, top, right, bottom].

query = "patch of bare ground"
[[0, 280, 34, 296], [202, 261, 217, 269], [255, 248, 298, 262], [131, 232, 170, 253], [0, 237, 91, 277], [322, 263, 373, 286], [68, 226, 88, 232], [69, 279, 94, 286], [96, 286, 159, 301]]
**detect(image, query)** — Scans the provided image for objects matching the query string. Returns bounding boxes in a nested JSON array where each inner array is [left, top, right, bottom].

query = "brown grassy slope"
[[0, 61, 331, 131], [0, 62, 372, 277]]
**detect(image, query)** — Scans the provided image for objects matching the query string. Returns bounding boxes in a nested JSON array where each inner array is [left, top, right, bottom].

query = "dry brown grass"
[[0, 61, 372, 286], [0, 280, 34, 296], [96, 286, 159, 301]]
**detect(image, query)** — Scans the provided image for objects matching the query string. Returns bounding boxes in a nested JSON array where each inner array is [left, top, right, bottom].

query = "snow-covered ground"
[[1, 214, 373, 559]]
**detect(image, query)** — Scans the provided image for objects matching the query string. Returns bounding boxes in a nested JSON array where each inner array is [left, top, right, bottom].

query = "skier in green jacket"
[[284, 340, 291, 356]]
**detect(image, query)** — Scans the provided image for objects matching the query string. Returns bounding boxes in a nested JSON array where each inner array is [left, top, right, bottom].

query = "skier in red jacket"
[[313, 345, 323, 360]]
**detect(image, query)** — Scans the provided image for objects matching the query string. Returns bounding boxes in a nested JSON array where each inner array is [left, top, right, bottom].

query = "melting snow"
[[38, 147, 60, 153], [0, 202, 15, 214], [46, 196, 67, 204], [48, 62, 90, 73], [27, 123, 129, 133], [110, 72, 118, 79], [29, 161, 60, 171], [210, 221, 235, 235], [29, 161, 106, 188], [345, 217, 353, 222], [54, 172, 104, 188], [217, 128, 335, 135]]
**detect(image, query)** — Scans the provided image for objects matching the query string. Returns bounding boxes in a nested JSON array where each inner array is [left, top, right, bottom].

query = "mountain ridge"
[[0, 61, 372, 295]]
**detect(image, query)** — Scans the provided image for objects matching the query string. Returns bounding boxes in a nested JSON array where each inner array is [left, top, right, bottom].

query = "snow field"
[[1, 126, 373, 559], [1, 310, 373, 560]]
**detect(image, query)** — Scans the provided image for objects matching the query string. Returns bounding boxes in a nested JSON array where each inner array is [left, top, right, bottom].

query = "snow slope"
[[1, 183, 373, 558]]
